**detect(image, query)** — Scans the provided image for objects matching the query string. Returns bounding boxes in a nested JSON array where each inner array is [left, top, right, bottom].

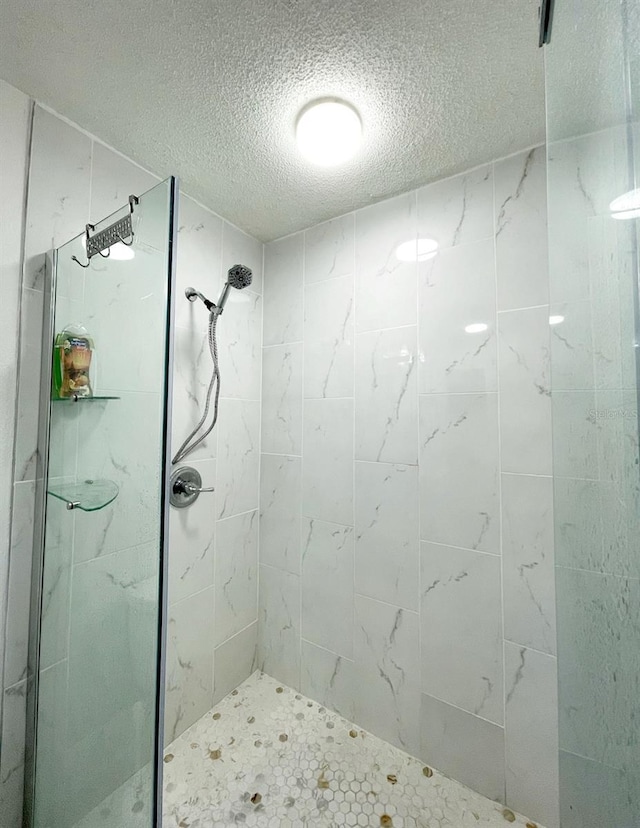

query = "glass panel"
[[546, 1, 640, 825], [32, 178, 174, 827]]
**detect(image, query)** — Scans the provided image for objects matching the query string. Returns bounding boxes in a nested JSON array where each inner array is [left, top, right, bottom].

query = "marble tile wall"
[[547, 125, 640, 826], [0, 79, 34, 820], [0, 86, 262, 822], [259, 146, 560, 828], [164, 186, 262, 746]]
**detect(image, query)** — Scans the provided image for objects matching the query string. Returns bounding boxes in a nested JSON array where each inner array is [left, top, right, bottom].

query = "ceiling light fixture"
[[296, 99, 362, 167], [609, 189, 640, 220], [395, 238, 439, 262], [549, 314, 565, 325], [464, 323, 488, 334]]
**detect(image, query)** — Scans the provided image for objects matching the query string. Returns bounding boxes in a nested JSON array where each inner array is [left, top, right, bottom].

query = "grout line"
[[300, 637, 356, 664], [419, 538, 501, 558], [216, 506, 259, 524], [421, 688, 505, 730], [503, 639, 557, 659]]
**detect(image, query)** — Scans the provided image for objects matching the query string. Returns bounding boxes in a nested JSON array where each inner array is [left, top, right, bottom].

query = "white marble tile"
[[13, 338, 43, 483], [553, 478, 605, 574], [417, 164, 493, 249], [354, 595, 420, 756], [304, 274, 354, 399], [0, 680, 26, 826], [354, 461, 419, 611], [549, 300, 594, 391], [216, 288, 262, 400], [24, 106, 92, 290], [558, 750, 639, 828], [302, 398, 353, 526], [355, 326, 418, 464], [551, 390, 599, 479], [263, 234, 303, 346], [300, 640, 356, 721], [498, 306, 552, 475], [68, 544, 159, 741], [3, 481, 35, 689], [419, 393, 500, 553], [355, 192, 417, 332], [48, 393, 80, 482], [505, 643, 559, 828], [72, 392, 163, 562], [168, 458, 216, 605], [421, 542, 503, 724], [502, 474, 556, 655], [555, 476, 640, 580], [418, 239, 497, 393], [90, 141, 158, 224], [39, 497, 73, 670], [301, 518, 354, 659], [164, 672, 537, 827], [304, 213, 355, 284], [261, 343, 303, 455], [588, 217, 637, 391], [495, 146, 548, 311], [171, 324, 218, 462], [216, 398, 260, 519], [547, 127, 628, 304], [0, 85, 29, 640], [72, 764, 153, 828], [594, 389, 639, 495], [174, 194, 223, 330], [259, 453, 301, 574], [257, 564, 301, 688], [420, 693, 505, 802], [32, 660, 69, 825], [222, 220, 263, 295], [214, 509, 258, 646], [213, 622, 258, 706], [82, 229, 168, 397], [556, 566, 640, 774], [164, 586, 215, 743]]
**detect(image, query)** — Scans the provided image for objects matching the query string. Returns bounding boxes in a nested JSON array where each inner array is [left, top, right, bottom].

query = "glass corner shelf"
[[47, 479, 119, 512], [51, 395, 121, 403]]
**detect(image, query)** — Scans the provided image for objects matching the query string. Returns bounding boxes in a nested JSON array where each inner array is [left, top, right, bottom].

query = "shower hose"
[[172, 306, 221, 465]]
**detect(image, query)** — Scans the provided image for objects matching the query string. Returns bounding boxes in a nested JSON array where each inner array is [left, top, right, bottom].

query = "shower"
[[172, 263, 253, 469]]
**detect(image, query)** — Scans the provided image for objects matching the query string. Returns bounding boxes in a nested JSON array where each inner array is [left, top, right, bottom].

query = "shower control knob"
[[169, 466, 214, 509]]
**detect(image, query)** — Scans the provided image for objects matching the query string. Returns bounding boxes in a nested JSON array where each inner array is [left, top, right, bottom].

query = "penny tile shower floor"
[[75, 671, 540, 827], [161, 672, 539, 828]]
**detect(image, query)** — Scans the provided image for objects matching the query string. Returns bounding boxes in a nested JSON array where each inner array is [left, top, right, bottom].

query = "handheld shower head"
[[227, 264, 253, 290], [216, 264, 253, 313]]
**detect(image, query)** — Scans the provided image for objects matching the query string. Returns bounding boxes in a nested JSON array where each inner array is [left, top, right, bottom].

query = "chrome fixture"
[[172, 264, 253, 470], [169, 466, 215, 509]]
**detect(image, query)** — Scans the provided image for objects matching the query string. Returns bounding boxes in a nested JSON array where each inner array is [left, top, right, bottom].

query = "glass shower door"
[[545, 1, 640, 825], [28, 178, 176, 827]]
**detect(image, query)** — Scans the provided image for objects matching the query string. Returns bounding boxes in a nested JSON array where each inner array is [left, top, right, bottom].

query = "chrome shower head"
[[216, 264, 253, 313], [227, 264, 253, 290]]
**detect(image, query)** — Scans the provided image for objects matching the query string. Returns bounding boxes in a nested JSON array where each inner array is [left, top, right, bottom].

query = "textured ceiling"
[[0, 0, 545, 241]]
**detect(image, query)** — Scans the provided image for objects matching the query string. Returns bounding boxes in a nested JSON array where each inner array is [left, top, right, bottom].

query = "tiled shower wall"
[[0, 81, 262, 821], [258, 146, 559, 827], [548, 125, 640, 826]]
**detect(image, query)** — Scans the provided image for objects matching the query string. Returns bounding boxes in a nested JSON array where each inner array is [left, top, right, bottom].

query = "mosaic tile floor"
[[162, 671, 541, 828]]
